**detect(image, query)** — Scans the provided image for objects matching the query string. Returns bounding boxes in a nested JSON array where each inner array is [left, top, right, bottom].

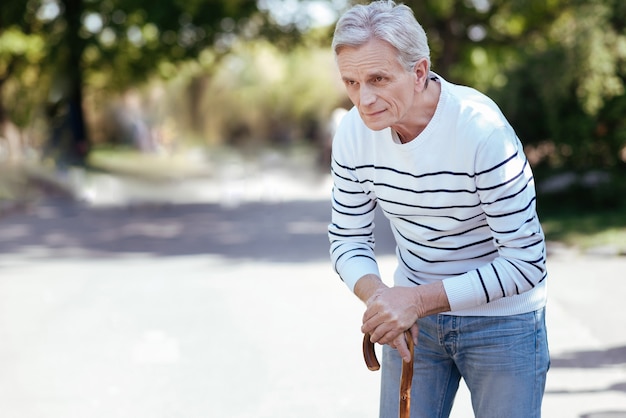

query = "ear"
[[413, 58, 429, 91]]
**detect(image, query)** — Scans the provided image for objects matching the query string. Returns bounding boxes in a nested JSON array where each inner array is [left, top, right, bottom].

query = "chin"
[[361, 116, 391, 132]]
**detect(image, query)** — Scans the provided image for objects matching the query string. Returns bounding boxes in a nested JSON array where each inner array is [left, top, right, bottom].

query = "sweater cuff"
[[442, 271, 484, 312], [340, 258, 381, 293]]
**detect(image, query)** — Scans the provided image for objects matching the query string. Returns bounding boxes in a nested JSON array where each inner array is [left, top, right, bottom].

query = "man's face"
[[337, 38, 417, 131]]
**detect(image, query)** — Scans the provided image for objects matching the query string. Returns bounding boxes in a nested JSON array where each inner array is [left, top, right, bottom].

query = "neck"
[[395, 78, 440, 143]]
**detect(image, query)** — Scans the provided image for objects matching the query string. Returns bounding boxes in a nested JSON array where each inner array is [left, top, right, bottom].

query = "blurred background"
[[1, 0, 625, 250], [1, 1, 626, 417]]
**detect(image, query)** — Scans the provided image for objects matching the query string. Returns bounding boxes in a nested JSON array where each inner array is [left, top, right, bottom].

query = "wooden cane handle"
[[362, 333, 380, 371], [362, 331, 414, 418], [362, 331, 414, 372]]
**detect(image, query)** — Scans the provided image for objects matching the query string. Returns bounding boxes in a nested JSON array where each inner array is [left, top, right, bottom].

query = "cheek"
[[393, 87, 414, 109], [346, 89, 360, 106]]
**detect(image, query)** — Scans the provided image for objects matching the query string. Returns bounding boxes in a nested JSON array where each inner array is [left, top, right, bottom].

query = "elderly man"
[[328, 1, 550, 417]]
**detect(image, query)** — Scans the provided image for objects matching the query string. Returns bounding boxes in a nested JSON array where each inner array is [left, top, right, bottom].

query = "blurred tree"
[[398, 0, 626, 174], [2, 0, 625, 178], [199, 37, 343, 148], [0, 2, 47, 161], [2, 0, 264, 165], [482, 0, 626, 175]]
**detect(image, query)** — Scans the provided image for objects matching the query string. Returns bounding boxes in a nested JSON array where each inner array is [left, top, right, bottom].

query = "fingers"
[[394, 332, 413, 363], [363, 321, 396, 345], [361, 306, 381, 326], [362, 314, 420, 364], [363, 317, 420, 349], [362, 312, 403, 345], [361, 288, 418, 345]]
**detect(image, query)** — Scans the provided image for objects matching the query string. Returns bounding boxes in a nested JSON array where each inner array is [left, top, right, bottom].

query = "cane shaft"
[[399, 331, 414, 418]]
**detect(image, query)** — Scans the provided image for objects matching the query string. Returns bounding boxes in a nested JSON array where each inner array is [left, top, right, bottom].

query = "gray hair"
[[332, 0, 431, 73]]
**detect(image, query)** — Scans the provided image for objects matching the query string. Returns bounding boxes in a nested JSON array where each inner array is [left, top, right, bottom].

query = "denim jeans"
[[379, 308, 550, 418]]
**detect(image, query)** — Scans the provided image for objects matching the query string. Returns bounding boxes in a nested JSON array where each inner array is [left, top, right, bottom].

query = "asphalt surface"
[[0, 163, 624, 418]]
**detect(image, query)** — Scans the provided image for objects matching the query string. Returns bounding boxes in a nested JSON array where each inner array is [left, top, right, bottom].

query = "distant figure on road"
[[327, 2, 549, 417], [319, 107, 348, 169]]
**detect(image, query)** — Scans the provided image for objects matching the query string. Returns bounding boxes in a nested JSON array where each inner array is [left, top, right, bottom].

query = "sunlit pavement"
[[0, 166, 625, 418]]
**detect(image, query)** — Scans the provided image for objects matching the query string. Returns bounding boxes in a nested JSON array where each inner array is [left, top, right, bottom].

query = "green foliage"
[[1, 0, 625, 184], [0, 27, 45, 62], [0, 0, 269, 165], [438, 0, 626, 175], [52, 0, 262, 88], [0, 25, 48, 127], [161, 38, 345, 146], [540, 204, 626, 254]]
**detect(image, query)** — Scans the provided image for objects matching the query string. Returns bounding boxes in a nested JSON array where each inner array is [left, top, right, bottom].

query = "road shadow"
[[546, 344, 626, 397], [546, 381, 626, 396], [0, 196, 396, 263], [579, 412, 626, 418], [551, 345, 626, 369]]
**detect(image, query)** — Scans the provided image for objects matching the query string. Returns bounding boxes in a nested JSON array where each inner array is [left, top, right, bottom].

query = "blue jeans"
[[379, 309, 550, 418]]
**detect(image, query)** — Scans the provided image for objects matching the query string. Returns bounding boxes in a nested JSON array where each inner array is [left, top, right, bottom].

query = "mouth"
[[362, 109, 386, 118]]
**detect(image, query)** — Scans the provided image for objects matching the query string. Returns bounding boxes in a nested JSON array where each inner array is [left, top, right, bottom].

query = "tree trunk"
[[58, 0, 89, 165]]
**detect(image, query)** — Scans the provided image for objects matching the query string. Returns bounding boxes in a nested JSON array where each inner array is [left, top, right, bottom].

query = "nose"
[[359, 85, 376, 107]]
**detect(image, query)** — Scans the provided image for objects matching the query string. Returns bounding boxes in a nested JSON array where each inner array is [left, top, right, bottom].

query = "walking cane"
[[363, 330, 414, 418]]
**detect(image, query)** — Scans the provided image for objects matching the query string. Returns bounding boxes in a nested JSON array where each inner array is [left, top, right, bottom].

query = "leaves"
[[0, 0, 624, 173]]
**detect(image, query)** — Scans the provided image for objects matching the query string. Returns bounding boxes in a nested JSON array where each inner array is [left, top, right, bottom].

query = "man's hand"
[[353, 275, 450, 363], [361, 286, 420, 349]]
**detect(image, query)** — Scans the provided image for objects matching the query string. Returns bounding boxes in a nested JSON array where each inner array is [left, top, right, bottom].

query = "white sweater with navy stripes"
[[328, 75, 547, 316]]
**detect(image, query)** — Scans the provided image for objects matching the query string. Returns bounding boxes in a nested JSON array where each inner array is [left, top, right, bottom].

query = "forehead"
[[336, 38, 403, 76]]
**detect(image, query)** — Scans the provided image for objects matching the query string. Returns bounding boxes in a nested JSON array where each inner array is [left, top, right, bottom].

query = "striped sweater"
[[328, 75, 547, 316]]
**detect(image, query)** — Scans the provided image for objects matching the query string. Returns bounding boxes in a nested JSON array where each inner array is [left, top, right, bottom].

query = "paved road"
[[0, 169, 625, 417]]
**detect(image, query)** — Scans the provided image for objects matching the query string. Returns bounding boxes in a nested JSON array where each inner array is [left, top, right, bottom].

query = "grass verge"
[[87, 147, 213, 180], [540, 207, 626, 254]]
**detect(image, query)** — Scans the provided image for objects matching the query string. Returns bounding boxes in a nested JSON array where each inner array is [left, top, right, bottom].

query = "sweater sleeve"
[[442, 125, 547, 311], [327, 121, 381, 292]]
